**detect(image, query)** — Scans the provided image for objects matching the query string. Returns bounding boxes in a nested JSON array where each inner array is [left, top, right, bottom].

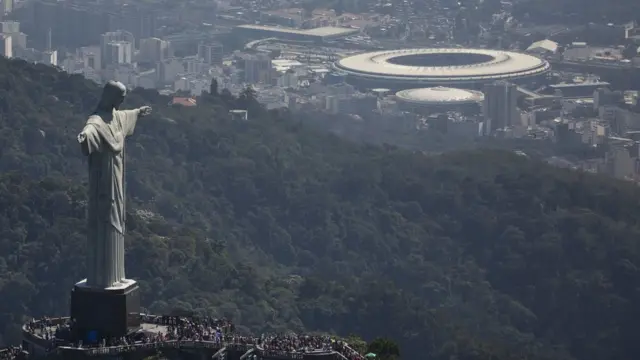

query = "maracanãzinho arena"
[[333, 48, 551, 90]]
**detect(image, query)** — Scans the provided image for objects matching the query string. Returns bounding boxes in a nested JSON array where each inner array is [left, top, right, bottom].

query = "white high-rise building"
[[41, 50, 57, 66], [78, 46, 101, 70], [8, 31, 25, 50], [100, 31, 134, 68], [0, 20, 18, 33], [482, 81, 519, 135], [104, 41, 133, 67], [607, 144, 635, 180], [157, 58, 185, 84], [243, 53, 272, 84], [197, 42, 223, 65], [0, 20, 24, 52], [0, 33, 12, 58], [277, 69, 298, 88], [1, 0, 13, 15]]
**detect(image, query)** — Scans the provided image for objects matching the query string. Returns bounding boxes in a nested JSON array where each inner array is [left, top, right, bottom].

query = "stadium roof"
[[526, 39, 559, 54], [334, 48, 550, 83], [395, 87, 484, 105], [235, 24, 359, 38]]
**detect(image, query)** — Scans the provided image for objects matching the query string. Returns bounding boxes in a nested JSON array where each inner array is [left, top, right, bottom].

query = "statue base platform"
[[70, 279, 141, 343]]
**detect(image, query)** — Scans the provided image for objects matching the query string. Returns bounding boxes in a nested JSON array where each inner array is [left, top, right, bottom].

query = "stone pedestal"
[[70, 279, 141, 343]]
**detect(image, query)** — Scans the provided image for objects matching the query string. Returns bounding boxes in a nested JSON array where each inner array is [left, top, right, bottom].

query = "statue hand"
[[77, 132, 87, 143], [139, 106, 152, 117]]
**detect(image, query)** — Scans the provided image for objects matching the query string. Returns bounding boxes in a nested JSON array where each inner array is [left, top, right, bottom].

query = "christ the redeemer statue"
[[77, 81, 151, 289]]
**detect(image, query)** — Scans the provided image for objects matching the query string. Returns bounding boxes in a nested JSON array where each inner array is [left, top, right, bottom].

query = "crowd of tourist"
[[257, 334, 364, 360], [144, 314, 234, 338], [21, 315, 364, 360], [260, 334, 336, 353], [141, 315, 230, 344], [0, 347, 25, 360], [24, 317, 73, 347]]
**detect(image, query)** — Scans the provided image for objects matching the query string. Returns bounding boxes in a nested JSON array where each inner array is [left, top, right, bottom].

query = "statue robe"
[[79, 108, 140, 289]]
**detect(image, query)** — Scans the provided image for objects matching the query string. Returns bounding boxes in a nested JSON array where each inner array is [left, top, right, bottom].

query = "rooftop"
[[170, 97, 197, 107], [550, 82, 610, 88], [526, 39, 559, 53], [334, 48, 550, 82], [395, 86, 485, 104], [235, 24, 359, 38]]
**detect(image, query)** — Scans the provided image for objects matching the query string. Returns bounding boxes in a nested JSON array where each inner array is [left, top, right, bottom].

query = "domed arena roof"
[[395, 86, 485, 105]]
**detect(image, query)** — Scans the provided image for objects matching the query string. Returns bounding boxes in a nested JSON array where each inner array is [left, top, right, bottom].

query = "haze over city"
[[1, 0, 640, 359]]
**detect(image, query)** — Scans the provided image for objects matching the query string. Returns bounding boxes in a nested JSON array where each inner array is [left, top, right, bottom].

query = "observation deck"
[[17, 315, 365, 360]]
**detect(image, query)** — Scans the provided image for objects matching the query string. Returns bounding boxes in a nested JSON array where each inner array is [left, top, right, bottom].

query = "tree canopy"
[[1, 57, 640, 360]]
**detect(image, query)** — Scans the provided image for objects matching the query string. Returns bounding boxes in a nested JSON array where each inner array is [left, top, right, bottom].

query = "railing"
[[56, 340, 225, 356], [53, 342, 346, 359], [337, 344, 365, 360], [24, 317, 69, 327], [212, 346, 227, 360], [51, 341, 350, 359], [258, 346, 338, 360], [335, 352, 349, 360], [239, 348, 255, 360], [51, 341, 334, 358], [259, 349, 304, 360], [22, 317, 76, 351], [21, 315, 365, 360]]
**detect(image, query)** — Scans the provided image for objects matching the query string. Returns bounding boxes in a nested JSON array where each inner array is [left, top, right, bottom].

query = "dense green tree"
[[367, 338, 400, 360], [0, 56, 640, 360]]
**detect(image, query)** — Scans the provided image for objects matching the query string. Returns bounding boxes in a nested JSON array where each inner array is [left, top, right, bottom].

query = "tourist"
[[21, 316, 364, 360]]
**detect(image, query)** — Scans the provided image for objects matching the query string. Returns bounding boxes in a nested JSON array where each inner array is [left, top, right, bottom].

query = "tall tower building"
[[78, 46, 101, 70], [100, 30, 134, 68], [0, 20, 25, 52], [0, 20, 18, 33], [482, 81, 519, 135], [198, 42, 223, 65], [8, 31, 25, 50], [243, 53, 272, 84], [41, 50, 57, 66], [46, 27, 52, 50], [607, 143, 635, 180], [104, 41, 132, 67], [1, 0, 13, 15], [0, 33, 11, 58]]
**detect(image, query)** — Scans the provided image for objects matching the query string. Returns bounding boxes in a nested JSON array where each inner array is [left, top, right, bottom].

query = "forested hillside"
[[1, 57, 640, 360]]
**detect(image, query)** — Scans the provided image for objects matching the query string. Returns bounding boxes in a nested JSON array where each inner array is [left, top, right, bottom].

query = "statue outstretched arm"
[[120, 106, 152, 136], [139, 106, 152, 117]]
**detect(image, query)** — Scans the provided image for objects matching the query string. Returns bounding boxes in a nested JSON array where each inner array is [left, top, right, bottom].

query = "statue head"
[[97, 81, 127, 111]]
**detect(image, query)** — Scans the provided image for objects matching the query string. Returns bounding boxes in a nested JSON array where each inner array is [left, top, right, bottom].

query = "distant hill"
[[1, 57, 640, 360], [513, 0, 640, 24]]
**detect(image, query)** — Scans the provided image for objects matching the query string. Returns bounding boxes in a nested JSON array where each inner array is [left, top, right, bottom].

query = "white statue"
[[77, 81, 152, 289]]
